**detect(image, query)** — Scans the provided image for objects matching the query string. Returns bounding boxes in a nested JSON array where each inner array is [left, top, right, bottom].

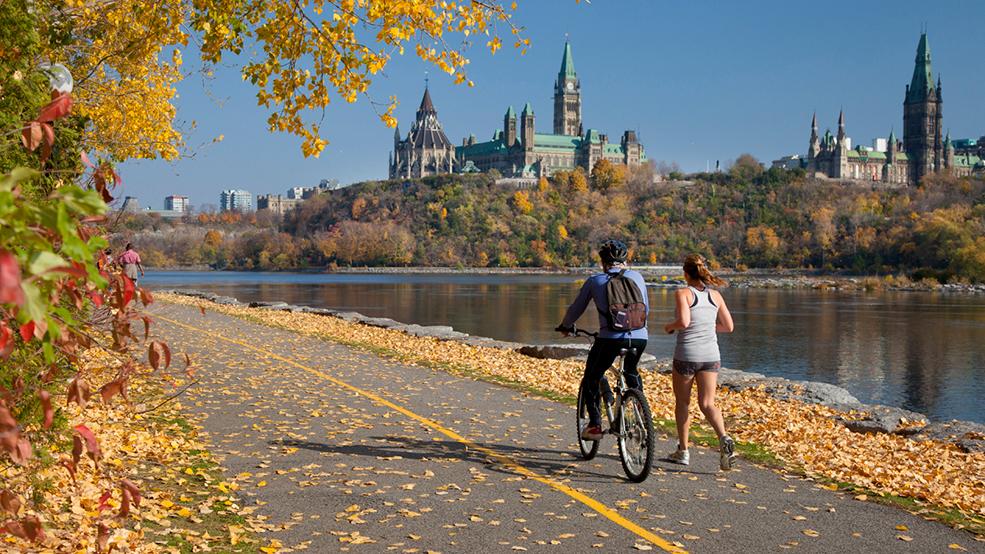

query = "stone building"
[[455, 42, 645, 178], [256, 194, 299, 216], [388, 87, 456, 179], [803, 33, 983, 184]]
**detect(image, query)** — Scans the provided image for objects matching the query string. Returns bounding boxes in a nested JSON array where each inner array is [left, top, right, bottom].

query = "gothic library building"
[[805, 33, 983, 185], [389, 42, 646, 180]]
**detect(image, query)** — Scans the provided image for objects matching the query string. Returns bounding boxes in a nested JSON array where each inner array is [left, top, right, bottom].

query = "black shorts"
[[672, 359, 721, 376]]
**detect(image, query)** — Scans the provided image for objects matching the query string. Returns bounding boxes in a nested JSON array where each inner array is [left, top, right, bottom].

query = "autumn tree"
[[730, 153, 764, 182], [591, 159, 627, 192]]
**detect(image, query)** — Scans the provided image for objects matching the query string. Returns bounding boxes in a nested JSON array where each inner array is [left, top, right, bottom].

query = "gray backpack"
[[605, 270, 647, 331]]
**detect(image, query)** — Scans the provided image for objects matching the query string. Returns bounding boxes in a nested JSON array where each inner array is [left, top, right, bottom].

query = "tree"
[[591, 159, 626, 192], [32, 0, 526, 160], [729, 153, 764, 182]]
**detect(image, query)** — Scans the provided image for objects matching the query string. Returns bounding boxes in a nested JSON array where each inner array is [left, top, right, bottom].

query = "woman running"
[[663, 254, 736, 470]]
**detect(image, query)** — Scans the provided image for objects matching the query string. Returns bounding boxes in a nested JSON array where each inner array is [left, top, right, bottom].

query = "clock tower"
[[553, 41, 582, 136]]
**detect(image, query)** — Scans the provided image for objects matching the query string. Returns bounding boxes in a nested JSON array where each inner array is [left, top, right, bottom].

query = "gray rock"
[[517, 344, 592, 360], [913, 420, 985, 443], [957, 438, 985, 453], [837, 405, 927, 435], [212, 296, 242, 305], [458, 337, 524, 350], [248, 301, 289, 309], [334, 311, 366, 323], [359, 317, 402, 329]]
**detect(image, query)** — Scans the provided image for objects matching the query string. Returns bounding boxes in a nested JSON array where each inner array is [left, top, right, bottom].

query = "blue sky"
[[119, 0, 985, 210]]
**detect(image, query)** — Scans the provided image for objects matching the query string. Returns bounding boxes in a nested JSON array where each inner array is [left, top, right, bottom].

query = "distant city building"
[[120, 196, 141, 213], [872, 138, 889, 153], [143, 209, 185, 220], [219, 189, 253, 212], [802, 33, 983, 185], [387, 41, 646, 180], [164, 195, 188, 212], [256, 194, 299, 216], [771, 155, 803, 170], [287, 186, 305, 199]]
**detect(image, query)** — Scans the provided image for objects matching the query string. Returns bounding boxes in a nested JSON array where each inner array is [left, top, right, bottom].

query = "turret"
[[904, 32, 944, 183], [808, 112, 820, 160], [837, 109, 846, 146], [521, 102, 534, 150], [504, 105, 517, 147], [553, 41, 581, 136]]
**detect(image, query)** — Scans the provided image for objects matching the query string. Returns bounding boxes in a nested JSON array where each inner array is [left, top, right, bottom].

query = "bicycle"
[[557, 326, 655, 483]]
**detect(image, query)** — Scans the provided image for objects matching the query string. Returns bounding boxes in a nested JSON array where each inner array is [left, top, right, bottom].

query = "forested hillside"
[[121, 160, 985, 281]]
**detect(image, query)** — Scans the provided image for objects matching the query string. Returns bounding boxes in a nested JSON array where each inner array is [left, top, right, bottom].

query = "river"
[[144, 271, 985, 423]]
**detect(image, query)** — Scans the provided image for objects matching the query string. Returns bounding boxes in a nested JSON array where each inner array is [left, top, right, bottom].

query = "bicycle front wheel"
[[617, 388, 654, 483], [576, 381, 600, 460]]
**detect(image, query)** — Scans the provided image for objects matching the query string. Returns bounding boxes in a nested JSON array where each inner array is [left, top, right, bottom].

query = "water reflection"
[[146, 272, 985, 423]]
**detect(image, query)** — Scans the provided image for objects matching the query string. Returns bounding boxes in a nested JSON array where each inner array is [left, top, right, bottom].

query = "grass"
[[195, 304, 985, 539]]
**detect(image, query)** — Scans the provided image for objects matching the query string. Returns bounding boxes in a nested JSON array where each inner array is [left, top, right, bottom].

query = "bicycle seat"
[[619, 348, 637, 356]]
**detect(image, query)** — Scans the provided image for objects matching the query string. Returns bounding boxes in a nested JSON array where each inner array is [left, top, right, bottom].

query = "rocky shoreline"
[[158, 289, 985, 453]]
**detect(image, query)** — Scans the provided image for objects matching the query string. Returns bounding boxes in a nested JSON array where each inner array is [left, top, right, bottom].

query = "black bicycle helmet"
[[598, 239, 628, 264]]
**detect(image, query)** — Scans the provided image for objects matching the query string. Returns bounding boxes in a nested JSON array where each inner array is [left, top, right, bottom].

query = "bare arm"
[[713, 290, 734, 333], [663, 289, 692, 333]]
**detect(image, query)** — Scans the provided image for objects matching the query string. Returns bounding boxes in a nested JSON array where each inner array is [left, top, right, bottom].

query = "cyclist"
[[558, 240, 648, 441], [663, 254, 736, 470]]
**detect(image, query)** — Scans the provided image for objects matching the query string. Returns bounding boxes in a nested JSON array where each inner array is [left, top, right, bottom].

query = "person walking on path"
[[557, 240, 649, 441], [663, 254, 736, 470], [118, 243, 144, 286]]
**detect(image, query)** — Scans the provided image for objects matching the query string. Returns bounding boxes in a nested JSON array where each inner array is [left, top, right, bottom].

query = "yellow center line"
[[156, 312, 686, 553]]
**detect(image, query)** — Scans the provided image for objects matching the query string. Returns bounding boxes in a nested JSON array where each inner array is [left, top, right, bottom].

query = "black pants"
[[581, 338, 647, 426]]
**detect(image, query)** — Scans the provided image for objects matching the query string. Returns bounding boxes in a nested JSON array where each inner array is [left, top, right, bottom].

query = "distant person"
[[557, 239, 649, 440], [663, 254, 736, 470], [119, 243, 145, 285]]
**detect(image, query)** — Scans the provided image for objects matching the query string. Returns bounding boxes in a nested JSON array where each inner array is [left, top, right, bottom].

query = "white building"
[[219, 189, 253, 212], [164, 195, 188, 212]]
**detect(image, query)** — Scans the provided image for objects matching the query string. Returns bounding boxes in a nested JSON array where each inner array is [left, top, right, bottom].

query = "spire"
[[522, 102, 533, 116], [505, 105, 516, 119], [417, 87, 436, 115], [837, 109, 846, 143], [811, 111, 817, 130], [907, 33, 934, 103], [888, 128, 896, 144], [559, 41, 576, 79]]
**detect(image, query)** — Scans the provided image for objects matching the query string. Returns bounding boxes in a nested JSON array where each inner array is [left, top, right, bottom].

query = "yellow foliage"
[[512, 190, 533, 214], [35, 0, 522, 160], [557, 224, 568, 240]]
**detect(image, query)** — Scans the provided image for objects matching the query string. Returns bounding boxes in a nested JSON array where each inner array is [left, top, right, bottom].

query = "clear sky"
[[119, 0, 985, 210]]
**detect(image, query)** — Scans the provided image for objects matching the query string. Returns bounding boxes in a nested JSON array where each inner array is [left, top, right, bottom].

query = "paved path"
[[152, 303, 980, 553]]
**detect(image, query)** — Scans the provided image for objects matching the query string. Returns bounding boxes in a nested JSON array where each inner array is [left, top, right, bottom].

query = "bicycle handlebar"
[[555, 324, 598, 338]]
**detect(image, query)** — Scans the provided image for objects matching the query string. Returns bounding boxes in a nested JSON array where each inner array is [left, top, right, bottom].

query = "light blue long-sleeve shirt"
[[561, 268, 649, 339]]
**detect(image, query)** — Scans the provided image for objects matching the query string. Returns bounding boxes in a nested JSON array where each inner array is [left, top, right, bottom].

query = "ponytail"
[[683, 254, 726, 287]]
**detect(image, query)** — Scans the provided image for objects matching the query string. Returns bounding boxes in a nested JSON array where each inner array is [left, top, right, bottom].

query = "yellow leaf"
[[897, 535, 913, 542], [895, 524, 909, 532], [802, 529, 819, 537]]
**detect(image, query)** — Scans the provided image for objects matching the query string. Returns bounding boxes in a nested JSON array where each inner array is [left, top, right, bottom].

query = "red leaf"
[[0, 404, 19, 461], [36, 93, 72, 123], [199, 305, 206, 316], [20, 121, 42, 152], [183, 352, 194, 377], [99, 378, 126, 404], [89, 291, 104, 308], [141, 316, 152, 341], [73, 424, 101, 465], [18, 322, 34, 342], [148, 341, 167, 371], [2, 515, 45, 542], [81, 151, 94, 168], [67, 378, 91, 409], [0, 251, 24, 306], [0, 323, 12, 359], [97, 490, 111, 511], [71, 435, 82, 467], [39, 390, 52, 430], [61, 458, 77, 484], [0, 490, 21, 515], [120, 479, 140, 517], [40, 122, 55, 147], [10, 438, 32, 465], [96, 523, 109, 552], [93, 171, 114, 203], [121, 275, 134, 306], [139, 287, 153, 306]]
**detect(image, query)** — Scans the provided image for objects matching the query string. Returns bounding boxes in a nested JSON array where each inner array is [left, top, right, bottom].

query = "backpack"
[[605, 269, 647, 331]]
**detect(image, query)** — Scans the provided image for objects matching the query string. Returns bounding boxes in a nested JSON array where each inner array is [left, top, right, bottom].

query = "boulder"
[[837, 405, 928, 435], [912, 420, 985, 448], [212, 296, 242, 305], [459, 337, 525, 350], [359, 317, 402, 329], [517, 344, 592, 360], [333, 311, 366, 323]]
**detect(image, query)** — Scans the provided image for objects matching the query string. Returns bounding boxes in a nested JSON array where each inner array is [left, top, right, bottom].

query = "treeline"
[[119, 158, 985, 282]]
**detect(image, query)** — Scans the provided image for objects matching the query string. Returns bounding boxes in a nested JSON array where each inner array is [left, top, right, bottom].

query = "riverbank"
[[157, 290, 985, 528], [145, 266, 985, 294]]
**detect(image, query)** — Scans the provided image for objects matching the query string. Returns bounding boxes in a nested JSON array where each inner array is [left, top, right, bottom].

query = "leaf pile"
[[158, 293, 985, 520], [0, 345, 254, 552]]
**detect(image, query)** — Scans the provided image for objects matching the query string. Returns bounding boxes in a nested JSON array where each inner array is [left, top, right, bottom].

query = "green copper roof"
[[505, 105, 515, 118], [907, 33, 934, 103], [522, 102, 533, 115], [533, 133, 580, 150], [456, 138, 507, 157], [559, 41, 575, 79], [954, 153, 983, 168]]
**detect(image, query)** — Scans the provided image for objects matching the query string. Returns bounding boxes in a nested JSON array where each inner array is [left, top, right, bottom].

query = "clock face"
[[566, 81, 575, 91]]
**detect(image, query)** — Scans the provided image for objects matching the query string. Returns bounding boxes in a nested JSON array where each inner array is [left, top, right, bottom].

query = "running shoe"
[[665, 449, 690, 466], [581, 425, 603, 441], [720, 436, 737, 471]]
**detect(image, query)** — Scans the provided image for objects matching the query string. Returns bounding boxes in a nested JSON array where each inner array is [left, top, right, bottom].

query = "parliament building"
[[389, 42, 646, 180], [804, 33, 983, 185]]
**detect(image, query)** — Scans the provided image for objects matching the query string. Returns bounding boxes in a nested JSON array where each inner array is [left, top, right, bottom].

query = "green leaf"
[[19, 282, 45, 323], [0, 168, 40, 192], [28, 251, 67, 276], [42, 341, 55, 364]]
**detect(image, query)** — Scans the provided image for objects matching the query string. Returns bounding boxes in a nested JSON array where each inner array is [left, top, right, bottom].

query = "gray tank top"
[[674, 286, 721, 362]]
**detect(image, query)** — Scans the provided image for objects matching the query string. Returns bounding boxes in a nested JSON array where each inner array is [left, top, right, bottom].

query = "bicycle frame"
[[569, 328, 634, 437]]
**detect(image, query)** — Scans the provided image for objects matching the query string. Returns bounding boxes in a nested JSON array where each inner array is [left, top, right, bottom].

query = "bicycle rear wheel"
[[617, 388, 654, 482], [576, 381, 600, 460]]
